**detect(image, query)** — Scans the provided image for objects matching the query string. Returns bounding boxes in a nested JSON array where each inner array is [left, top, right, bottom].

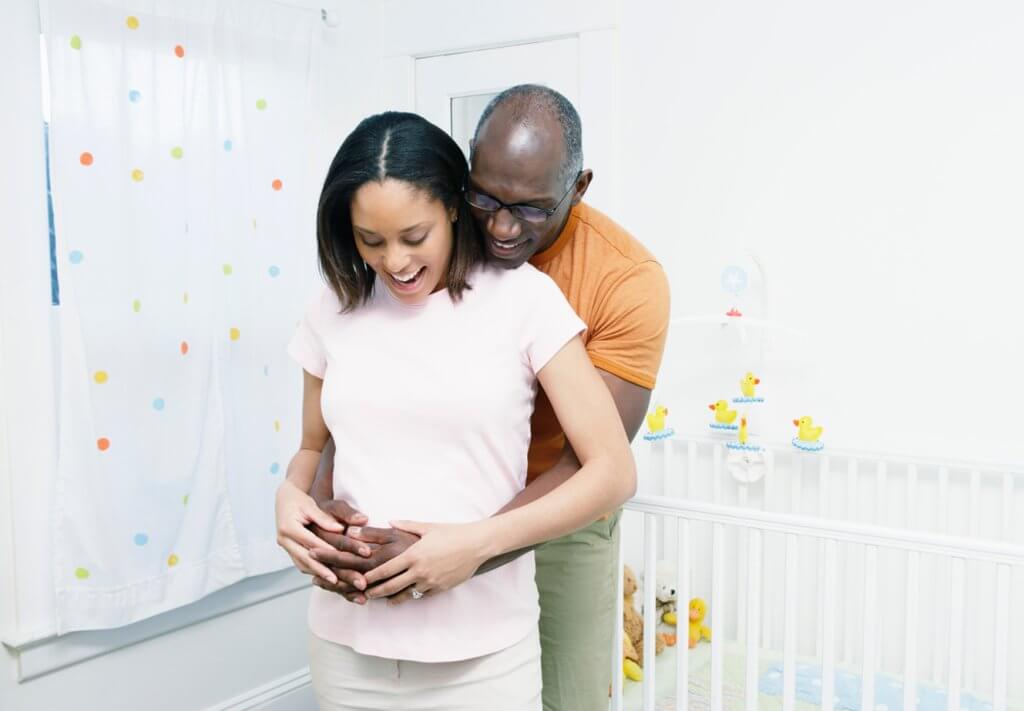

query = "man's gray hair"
[[473, 84, 583, 189]]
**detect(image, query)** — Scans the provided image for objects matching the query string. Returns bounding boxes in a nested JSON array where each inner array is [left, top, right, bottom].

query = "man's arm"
[[475, 370, 649, 573]]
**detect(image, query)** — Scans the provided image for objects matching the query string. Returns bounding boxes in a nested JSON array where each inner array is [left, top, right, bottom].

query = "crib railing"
[[612, 493, 1024, 711]]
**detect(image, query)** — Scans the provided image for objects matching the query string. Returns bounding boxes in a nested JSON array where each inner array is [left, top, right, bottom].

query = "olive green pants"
[[534, 510, 621, 711]]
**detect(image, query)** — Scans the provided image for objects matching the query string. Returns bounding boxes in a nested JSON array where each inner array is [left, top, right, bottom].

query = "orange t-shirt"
[[526, 202, 671, 481]]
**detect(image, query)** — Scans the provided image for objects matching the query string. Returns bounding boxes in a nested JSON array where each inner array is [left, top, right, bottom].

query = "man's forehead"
[[473, 115, 564, 192]]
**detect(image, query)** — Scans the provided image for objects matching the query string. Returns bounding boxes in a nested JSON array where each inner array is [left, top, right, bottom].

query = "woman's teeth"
[[388, 266, 425, 288]]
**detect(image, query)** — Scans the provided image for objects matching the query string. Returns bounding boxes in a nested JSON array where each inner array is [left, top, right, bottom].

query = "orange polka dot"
[[80, 152, 94, 166], [180, 341, 189, 355], [97, 438, 110, 451], [271, 179, 283, 191], [229, 327, 240, 341], [174, 45, 185, 58]]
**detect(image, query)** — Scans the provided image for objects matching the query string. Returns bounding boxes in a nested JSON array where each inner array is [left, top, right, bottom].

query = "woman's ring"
[[410, 587, 424, 600]]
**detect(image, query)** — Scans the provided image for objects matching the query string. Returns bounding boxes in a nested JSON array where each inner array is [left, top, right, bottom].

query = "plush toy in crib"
[[654, 566, 678, 623], [643, 405, 675, 441], [622, 565, 666, 673], [792, 416, 825, 452], [709, 400, 739, 432], [733, 371, 764, 404], [688, 598, 712, 648]]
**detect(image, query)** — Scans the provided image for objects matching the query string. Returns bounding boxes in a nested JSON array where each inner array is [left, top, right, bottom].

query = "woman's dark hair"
[[317, 112, 483, 311]]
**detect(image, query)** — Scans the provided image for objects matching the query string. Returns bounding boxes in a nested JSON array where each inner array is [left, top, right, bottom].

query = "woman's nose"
[[383, 246, 410, 273]]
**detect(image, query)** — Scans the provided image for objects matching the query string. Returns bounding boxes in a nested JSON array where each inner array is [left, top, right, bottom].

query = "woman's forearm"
[[286, 448, 323, 493]]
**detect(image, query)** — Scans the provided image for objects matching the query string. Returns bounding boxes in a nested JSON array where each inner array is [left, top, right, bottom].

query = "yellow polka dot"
[[94, 370, 108, 384], [222, 264, 233, 276], [131, 168, 144, 182], [274, 420, 281, 432], [74, 567, 90, 579], [167, 554, 179, 567], [132, 299, 141, 313], [229, 327, 240, 341], [183, 291, 189, 305], [126, 16, 139, 30], [182, 494, 189, 506], [170, 146, 184, 160]]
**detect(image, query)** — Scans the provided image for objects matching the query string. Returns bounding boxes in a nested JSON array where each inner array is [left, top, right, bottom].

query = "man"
[[304, 85, 669, 710]]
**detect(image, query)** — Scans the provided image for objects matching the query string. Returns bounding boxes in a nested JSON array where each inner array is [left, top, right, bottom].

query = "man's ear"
[[571, 169, 594, 205]]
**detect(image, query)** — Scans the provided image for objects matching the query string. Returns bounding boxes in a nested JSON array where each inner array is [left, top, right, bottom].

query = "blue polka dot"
[[128, 89, 141, 103], [69, 250, 84, 264], [223, 139, 233, 152], [152, 398, 165, 411], [268, 265, 280, 277], [269, 462, 280, 474], [134, 533, 149, 546], [263, 365, 269, 376]]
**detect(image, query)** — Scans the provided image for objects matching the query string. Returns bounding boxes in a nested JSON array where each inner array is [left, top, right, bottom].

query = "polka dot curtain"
[[44, 0, 321, 632]]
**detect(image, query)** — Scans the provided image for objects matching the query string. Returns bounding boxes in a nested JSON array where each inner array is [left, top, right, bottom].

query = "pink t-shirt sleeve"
[[524, 271, 586, 375], [288, 289, 328, 378]]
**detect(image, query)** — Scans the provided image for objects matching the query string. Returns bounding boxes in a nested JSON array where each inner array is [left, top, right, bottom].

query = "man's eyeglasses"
[[463, 174, 579, 224]]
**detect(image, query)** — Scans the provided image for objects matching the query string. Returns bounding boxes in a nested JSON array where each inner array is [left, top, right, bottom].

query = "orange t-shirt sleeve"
[[586, 260, 670, 389]]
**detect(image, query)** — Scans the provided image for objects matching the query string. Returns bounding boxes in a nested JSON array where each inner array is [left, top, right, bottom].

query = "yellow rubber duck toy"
[[688, 598, 712, 648], [646, 405, 668, 433], [709, 400, 738, 425], [793, 416, 823, 442], [740, 372, 761, 398]]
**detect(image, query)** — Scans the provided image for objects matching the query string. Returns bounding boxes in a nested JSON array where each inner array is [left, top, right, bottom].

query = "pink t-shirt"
[[288, 263, 585, 662]]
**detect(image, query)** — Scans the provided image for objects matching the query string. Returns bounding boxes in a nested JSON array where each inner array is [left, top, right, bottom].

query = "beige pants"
[[308, 627, 542, 711]]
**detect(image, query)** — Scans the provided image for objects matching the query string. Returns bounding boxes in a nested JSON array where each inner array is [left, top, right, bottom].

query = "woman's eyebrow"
[[353, 222, 430, 237]]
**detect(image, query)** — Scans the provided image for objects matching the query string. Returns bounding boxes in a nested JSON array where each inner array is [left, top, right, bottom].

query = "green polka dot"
[[70, 35, 82, 50], [132, 299, 141, 313], [74, 567, 90, 580], [222, 264, 233, 276], [183, 494, 189, 506], [170, 146, 184, 160], [255, 98, 267, 111]]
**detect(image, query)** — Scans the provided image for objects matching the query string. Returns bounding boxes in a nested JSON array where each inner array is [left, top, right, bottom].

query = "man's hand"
[[307, 503, 420, 603]]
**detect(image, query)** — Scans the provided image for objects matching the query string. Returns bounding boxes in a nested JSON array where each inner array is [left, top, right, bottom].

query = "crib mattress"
[[617, 641, 1021, 711]]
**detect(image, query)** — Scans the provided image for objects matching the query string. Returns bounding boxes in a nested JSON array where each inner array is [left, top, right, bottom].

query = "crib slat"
[[712, 443, 723, 504], [903, 551, 920, 711], [906, 463, 918, 529], [711, 523, 725, 711], [875, 461, 888, 525], [1001, 472, 1013, 540], [992, 563, 1010, 711], [815, 456, 830, 659], [737, 485, 748, 644], [612, 510, 626, 711], [643, 514, 658, 711], [792, 455, 803, 514], [946, 557, 965, 711], [822, 539, 837, 711], [763, 458, 774, 650], [677, 519, 691, 711], [860, 546, 877, 711], [843, 459, 859, 666], [965, 470, 981, 691], [686, 440, 697, 499], [745, 528, 762, 711], [783, 533, 798, 711], [933, 466, 949, 683]]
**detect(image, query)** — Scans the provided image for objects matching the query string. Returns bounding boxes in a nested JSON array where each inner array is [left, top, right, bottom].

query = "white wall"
[[628, 1, 1024, 465]]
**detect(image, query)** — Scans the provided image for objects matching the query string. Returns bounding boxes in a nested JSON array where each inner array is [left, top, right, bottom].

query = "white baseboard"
[[206, 668, 314, 711]]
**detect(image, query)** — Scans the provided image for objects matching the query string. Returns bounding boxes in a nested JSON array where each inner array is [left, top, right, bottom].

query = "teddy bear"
[[622, 565, 665, 667], [654, 565, 678, 623]]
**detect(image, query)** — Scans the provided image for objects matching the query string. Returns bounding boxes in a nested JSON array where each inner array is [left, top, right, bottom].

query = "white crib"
[[612, 435, 1024, 711]]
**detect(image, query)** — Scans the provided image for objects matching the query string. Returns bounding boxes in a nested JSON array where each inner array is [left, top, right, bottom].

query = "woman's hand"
[[361, 520, 495, 605], [274, 478, 346, 583]]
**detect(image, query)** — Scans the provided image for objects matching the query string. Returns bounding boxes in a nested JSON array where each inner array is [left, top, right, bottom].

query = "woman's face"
[[351, 178, 455, 305]]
